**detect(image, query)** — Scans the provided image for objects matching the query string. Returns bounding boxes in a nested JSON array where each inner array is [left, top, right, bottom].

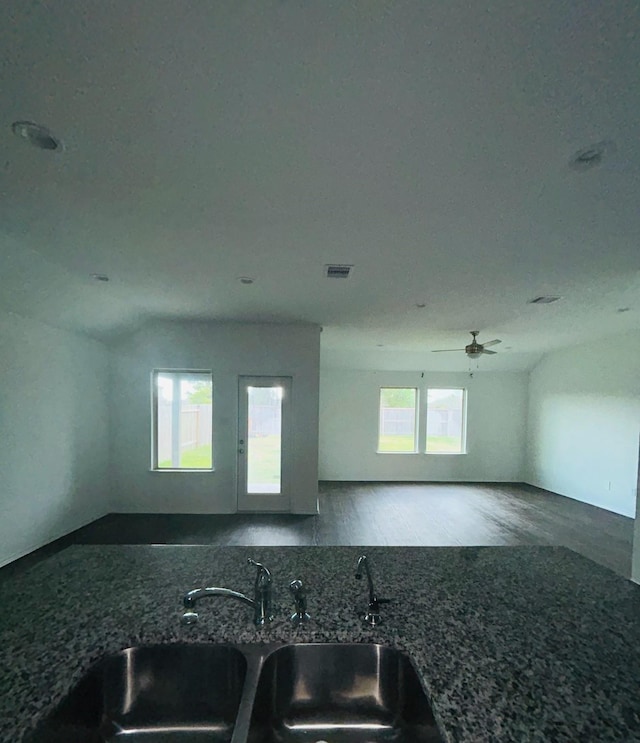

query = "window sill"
[[150, 468, 215, 473], [425, 452, 466, 456], [376, 450, 418, 455], [375, 451, 467, 456]]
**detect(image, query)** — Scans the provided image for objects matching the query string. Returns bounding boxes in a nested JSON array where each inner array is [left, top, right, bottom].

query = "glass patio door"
[[237, 376, 292, 512]]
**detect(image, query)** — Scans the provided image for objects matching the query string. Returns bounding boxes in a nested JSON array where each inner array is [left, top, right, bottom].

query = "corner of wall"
[[0, 311, 112, 566]]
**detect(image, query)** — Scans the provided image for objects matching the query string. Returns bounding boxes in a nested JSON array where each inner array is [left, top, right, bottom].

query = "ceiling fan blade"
[[482, 339, 502, 347], [431, 348, 465, 353], [481, 348, 498, 355]]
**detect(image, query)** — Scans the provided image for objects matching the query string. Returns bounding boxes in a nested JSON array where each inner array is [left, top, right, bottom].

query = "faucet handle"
[[364, 595, 391, 626], [366, 596, 391, 622], [248, 557, 270, 572], [248, 558, 272, 587]]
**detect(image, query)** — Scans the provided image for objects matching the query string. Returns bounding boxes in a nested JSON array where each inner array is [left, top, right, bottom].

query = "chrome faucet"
[[289, 579, 311, 625], [182, 558, 274, 626], [355, 554, 390, 626]]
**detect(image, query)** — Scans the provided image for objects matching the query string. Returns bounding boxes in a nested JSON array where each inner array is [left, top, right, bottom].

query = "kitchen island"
[[1, 545, 639, 741]]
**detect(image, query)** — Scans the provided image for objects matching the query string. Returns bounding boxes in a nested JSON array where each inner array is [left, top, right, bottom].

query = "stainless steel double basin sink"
[[30, 643, 444, 742]]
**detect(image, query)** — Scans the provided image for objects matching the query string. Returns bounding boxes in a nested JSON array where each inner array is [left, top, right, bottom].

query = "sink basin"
[[29, 643, 443, 743], [247, 643, 444, 743], [29, 644, 247, 742]]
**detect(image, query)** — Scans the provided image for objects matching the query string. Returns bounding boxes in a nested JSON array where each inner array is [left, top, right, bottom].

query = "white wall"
[[634, 443, 640, 583], [0, 311, 110, 567], [109, 321, 320, 514], [526, 331, 640, 518], [319, 370, 528, 481]]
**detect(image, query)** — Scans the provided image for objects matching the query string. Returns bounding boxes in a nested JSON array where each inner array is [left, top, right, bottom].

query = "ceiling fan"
[[432, 330, 501, 358]]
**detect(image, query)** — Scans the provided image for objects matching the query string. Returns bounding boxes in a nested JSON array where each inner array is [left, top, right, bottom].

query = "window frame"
[[376, 386, 419, 454], [425, 386, 467, 455], [151, 368, 214, 472]]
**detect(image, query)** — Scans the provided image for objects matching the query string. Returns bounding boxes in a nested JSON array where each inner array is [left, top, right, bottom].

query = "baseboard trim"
[[522, 480, 635, 519], [319, 479, 527, 486], [0, 510, 108, 572]]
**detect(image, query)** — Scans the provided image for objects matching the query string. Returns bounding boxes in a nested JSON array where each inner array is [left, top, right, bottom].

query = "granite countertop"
[[1, 545, 640, 741]]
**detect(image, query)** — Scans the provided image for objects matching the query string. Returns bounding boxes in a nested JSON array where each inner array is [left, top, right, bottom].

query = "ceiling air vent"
[[325, 264, 353, 279], [529, 296, 561, 304]]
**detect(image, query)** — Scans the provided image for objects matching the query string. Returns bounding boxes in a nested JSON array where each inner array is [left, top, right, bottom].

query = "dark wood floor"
[[2, 482, 633, 580]]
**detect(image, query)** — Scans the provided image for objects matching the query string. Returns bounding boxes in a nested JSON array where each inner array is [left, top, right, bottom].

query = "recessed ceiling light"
[[238, 276, 254, 285], [616, 307, 630, 313], [528, 296, 561, 304], [569, 140, 613, 171], [11, 121, 62, 151], [90, 273, 109, 282], [376, 344, 384, 347], [415, 303, 427, 308]]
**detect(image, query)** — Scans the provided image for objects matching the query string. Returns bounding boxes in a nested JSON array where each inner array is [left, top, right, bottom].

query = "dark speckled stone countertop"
[[1, 545, 640, 741]]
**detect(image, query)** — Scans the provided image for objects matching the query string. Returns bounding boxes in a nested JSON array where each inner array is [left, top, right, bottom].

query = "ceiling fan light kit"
[[432, 330, 502, 359]]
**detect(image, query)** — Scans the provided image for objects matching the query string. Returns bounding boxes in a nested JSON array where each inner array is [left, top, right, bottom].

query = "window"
[[426, 388, 466, 454], [246, 384, 284, 494], [378, 387, 418, 452], [153, 370, 213, 469]]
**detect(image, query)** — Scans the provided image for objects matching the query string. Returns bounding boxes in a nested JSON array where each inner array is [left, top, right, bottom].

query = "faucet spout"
[[247, 558, 273, 625], [355, 555, 377, 606], [355, 554, 389, 626], [182, 587, 255, 626], [181, 558, 274, 627]]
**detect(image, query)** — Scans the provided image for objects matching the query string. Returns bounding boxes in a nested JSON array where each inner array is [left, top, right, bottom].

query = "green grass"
[[378, 434, 463, 453], [158, 436, 283, 480], [378, 434, 416, 452], [426, 435, 463, 453], [159, 444, 212, 469], [247, 434, 281, 484], [159, 432, 463, 470]]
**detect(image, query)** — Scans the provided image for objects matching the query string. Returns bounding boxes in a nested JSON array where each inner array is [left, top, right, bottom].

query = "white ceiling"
[[1, 0, 639, 371]]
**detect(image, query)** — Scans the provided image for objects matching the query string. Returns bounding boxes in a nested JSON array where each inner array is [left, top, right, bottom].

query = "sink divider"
[[229, 644, 268, 743]]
